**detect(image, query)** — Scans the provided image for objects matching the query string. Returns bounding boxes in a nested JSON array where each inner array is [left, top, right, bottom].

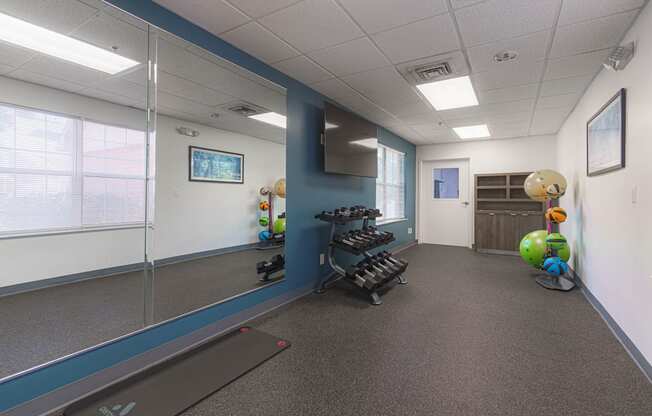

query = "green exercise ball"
[[273, 217, 286, 234], [519, 230, 548, 268]]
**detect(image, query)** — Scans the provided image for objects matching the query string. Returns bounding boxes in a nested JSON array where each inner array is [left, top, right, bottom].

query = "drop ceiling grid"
[[149, 0, 649, 144]]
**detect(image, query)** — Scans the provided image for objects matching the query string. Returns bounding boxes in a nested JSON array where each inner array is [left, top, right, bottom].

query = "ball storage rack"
[[315, 206, 408, 305]]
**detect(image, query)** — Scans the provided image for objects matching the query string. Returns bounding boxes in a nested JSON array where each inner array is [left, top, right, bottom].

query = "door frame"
[[417, 157, 472, 248]]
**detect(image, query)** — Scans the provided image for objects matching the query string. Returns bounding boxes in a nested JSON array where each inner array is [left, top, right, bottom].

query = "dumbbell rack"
[[315, 207, 408, 305]]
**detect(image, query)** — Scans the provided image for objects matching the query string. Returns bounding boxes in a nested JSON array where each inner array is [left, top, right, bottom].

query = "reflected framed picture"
[[189, 146, 244, 183], [587, 88, 626, 177]]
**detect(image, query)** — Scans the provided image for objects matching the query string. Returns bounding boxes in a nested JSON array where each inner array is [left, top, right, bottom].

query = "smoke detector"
[[603, 41, 635, 71], [409, 61, 453, 83], [493, 50, 518, 63]]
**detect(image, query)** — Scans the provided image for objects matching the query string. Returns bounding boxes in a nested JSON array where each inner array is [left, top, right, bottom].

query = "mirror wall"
[[0, 0, 286, 381], [148, 29, 286, 324]]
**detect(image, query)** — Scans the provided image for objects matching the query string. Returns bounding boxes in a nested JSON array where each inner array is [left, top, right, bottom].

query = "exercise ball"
[[259, 216, 269, 227], [273, 217, 286, 234], [542, 257, 569, 276], [258, 230, 272, 241], [546, 232, 567, 250], [274, 178, 286, 198], [524, 170, 567, 202], [545, 207, 567, 224], [259, 200, 270, 211], [519, 230, 548, 268]]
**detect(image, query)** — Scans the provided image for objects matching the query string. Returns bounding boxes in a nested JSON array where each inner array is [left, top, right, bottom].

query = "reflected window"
[[0, 103, 149, 235], [433, 168, 459, 199], [376, 145, 405, 222]]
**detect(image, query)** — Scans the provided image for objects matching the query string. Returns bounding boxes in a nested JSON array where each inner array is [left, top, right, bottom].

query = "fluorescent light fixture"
[[416, 75, 479, 110], [453, 124, 490, 139], [0, 12, 140, 75], [325, 121, 339, 129], [249, 112, 287, 129], [350, 138, 378, 149]]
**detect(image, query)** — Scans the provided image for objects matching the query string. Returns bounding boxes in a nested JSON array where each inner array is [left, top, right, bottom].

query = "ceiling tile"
[[398, 111, 443, 126], [157, 91, 215, 118], [0, 44, 35, 69], [536, 92, 581, 109], [455, 0, 561, 46], [81, 88, 142, 108], [411, 123, 450, 137], [445, 111, 533, 126], [0, 64, 13, 75], [558, 0, 644, 26], [544, 49, 610, 80], [341, 66, 420, 107], [158, 71, 234, 106], [338, 0, 448, 34], [5, 69, 87, 93], [225, 0, 299, 18], [153, 0, 250, 34], [0, 0, 99, 34], [309, 77, 356, 100], [530, 106, 573, 134], [273, 55, 333, 84], [72, 13, 148, 63], [308, 38, 390, 77], [19, 56, 107, 86], [450, 0, 486, 9], [438, 99, 535, 121], [259, 0, 364, 53], [471, 60, 544, 90], [372, 14, 459, 64], [550, 10, 638, 58], [477, 84, 539, 104], [220, 22, 300, 64], [467, 30, 550, 73], [94, 77, 146, 101], [539, 74, 593, 97]]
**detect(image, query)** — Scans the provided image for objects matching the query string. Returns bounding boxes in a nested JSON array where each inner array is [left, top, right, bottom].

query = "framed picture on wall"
[[587, 88, 626, 176], [189, 146, 244, 183]]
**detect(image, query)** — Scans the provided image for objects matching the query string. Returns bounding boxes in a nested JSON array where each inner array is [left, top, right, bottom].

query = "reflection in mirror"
[[0, 1, 150, 379], [149, 29, 287, 323]]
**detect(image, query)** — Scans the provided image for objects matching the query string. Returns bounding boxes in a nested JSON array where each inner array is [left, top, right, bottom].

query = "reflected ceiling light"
[[416, 75, 479, 111], [0, 12, 140, 74], [325, 122, 339, 129], [249, 112, 287, 129], [350, 138, 378, 149], [453, 124, 490, 139]]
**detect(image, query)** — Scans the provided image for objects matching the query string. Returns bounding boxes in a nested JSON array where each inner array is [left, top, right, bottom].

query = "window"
[[376, 144, 405, 223], [0, 103, 148, 235], [432, 168, 459, 199]]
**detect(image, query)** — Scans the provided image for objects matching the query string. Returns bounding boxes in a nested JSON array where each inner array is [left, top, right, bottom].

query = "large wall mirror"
[[147, 28, 287, 323], [0, 0, 286, 381]]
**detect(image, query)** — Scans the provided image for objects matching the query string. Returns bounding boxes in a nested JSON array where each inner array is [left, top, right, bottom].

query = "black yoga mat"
[[64, 327, 290, 416]]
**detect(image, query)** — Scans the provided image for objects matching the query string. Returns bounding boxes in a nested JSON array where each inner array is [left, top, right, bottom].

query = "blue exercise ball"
[[542, 256, 569, 276], [258, 230, 272, 241]]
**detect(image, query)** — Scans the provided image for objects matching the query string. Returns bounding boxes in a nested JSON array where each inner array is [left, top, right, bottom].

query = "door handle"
[[462, 201, 470, 206], [488, 212, 495, 216]]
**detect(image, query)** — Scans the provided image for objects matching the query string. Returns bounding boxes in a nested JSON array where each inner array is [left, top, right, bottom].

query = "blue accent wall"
[[0, 0, 416, 410]]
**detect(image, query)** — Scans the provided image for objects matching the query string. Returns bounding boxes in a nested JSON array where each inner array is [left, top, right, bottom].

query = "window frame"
[[376, 143, 406, 225], [0, 101, 150, 239]]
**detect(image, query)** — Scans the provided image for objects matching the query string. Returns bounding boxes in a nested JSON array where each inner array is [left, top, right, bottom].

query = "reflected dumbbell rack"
[[315, 206, 408, 305]]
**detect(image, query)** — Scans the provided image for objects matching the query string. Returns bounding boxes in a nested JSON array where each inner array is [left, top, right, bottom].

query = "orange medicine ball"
[[545, 207, 567, 224]]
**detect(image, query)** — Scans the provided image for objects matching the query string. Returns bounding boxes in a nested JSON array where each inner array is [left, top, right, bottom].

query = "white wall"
[[556, 3, 652, 365], [416, 135, 557, 241], [153, 116, 285, 260], [0, 77, 284, 288]]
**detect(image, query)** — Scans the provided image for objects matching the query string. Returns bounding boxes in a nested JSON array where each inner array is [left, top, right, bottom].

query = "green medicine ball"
[[273, 217, 286, 234], [546, 232, 567, 250], [259, 216, 269, 227]]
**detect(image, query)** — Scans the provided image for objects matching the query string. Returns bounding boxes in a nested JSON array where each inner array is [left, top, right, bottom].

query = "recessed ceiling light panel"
[[453, 124, 490, 139], [0, 12, 140, 74], [416, 75, 479, 111], [249, 112, 287, 129]]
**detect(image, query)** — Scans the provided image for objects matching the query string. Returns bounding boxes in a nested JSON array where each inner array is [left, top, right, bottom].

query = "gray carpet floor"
[[0, 247, 282, 379], [180, 244, 652, 416]]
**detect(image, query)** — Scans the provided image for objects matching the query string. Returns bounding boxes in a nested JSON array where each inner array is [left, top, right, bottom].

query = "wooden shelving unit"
[[474, 172, 545, 255]]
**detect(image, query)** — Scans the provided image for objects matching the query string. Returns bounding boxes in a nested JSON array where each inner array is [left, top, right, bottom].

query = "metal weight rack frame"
[[315, 207, 408, 305]]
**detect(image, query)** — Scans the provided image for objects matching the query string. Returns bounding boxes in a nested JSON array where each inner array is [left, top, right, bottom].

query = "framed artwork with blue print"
[[189, 146, 244, 184], [587, 88, 626, 177]]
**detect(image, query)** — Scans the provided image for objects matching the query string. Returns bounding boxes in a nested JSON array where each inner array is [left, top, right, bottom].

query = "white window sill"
[[0, 223, 154, 240], [375, 217, 408, 226]]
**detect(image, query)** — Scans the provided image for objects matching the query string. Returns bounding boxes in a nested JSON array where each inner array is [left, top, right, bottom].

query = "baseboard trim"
[[3, 283, 314, 416], [390, 239, 417, 254], [572, 269, 652, 384], [0, 242, 261, 298]]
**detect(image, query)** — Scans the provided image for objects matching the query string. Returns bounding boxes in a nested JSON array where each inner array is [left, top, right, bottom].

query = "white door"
[[420, 159, 471, 247]]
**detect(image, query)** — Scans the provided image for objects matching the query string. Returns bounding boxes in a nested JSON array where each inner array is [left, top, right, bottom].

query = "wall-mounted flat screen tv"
[[324, 102, 378, 178]]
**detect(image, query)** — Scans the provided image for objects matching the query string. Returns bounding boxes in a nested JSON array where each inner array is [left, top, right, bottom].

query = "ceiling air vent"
[[410, 61, 453, 83], [219, 101, 267, 117]]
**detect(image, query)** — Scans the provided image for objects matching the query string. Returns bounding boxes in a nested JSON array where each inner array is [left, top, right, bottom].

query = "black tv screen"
[[323, 102, 378, 177]]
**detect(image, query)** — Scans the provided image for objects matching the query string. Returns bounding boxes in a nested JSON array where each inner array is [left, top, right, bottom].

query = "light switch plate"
[[408, 227, 413, 234], [632, 185, 637, 204], [319, 253, 325, 265]]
